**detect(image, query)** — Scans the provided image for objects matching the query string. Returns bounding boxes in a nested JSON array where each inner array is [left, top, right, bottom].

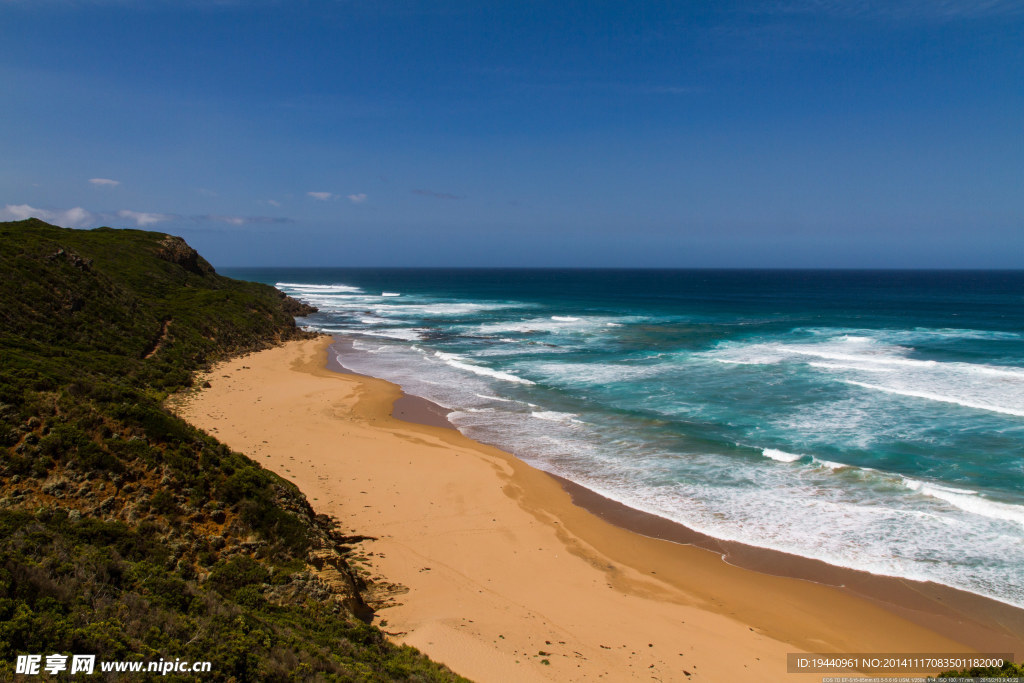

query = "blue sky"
[[1, 0, 1021, 267]]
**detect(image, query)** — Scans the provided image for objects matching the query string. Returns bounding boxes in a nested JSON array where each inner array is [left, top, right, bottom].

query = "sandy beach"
[[174, 337, 1023, 682]]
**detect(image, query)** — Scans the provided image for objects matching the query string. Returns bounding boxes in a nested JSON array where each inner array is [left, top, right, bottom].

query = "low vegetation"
[[0, 219, 466, 681]]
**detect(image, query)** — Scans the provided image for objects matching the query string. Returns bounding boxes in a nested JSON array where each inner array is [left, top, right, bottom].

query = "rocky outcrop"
[[47, 247, 93, 271], [156, 235, 216, 276], [279, 291, 318, 317]]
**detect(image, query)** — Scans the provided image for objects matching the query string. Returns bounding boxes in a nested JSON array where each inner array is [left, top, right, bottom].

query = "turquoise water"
[[226, 268, 1024, 607]]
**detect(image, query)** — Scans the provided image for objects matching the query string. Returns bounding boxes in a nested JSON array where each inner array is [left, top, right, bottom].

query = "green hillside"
[[0, 220, 466, 682]]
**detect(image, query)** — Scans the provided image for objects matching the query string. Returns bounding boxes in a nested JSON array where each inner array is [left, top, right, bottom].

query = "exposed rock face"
[[156, 235, 216, 276], [47, 247, 93, 270], [279, 291, 318, 317]]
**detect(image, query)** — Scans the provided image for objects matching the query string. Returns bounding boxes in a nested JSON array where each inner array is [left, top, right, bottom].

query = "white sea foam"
[[903, 478, 1024, 527], [287, 295, 374, 305], [762, 448, 803, 462], [357, 328, 424, 341], [474, 319, 569, 334], [474, 393, 515, 402], [531, 411, 581, 423], [902, 478, 978, 496], [790, 348, 937, 369], [373, 302, 523, 317], [434, 351, 536, 385], [472, 315, 630, 336], [905, 328, 1023, 341], [708, 335, 1024, 418], [360, 317, 405, 325], [277, 282, 363, 294], [524, 361, 663, 386], [845, 380, 1024, 417], [802, 326, 1024, 343], [319, 327, 370, 336], [310, 302, 516, 318], [381, 292, 401, 297], [707, 336, 927, 370], [813, 458, 851, 470], [968, 365, 1024, 379], [316, 326, 423, 341], [350, 342, 390, 354], [289, 296, 364, 308], [807, 361, 896, 373], [471, 341, 575, 357]]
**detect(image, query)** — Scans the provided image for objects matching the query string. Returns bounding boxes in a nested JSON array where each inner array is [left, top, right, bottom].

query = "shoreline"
[[176, 336, 1024, 681], [328, 337, 1024, 656]]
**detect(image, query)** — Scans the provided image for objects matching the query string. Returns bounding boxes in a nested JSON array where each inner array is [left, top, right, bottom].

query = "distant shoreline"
[[178, 336, 1023, 681]]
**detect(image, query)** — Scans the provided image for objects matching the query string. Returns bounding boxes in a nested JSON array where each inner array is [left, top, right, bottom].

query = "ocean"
[[225, 268, 1024, 608]]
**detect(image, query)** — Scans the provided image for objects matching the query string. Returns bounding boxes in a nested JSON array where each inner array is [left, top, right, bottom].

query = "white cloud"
[[117, 209, 171, 227], [2, 204, 163, 228], [2, 204, 40, 221], [1, 204, 96, 228], [63, 207, 94, 226], [89, 177, 121, 187], [192, 215, 294, 227], [347, 193, 368, 204], [266, 199, 282, 207], [2, 204, 291, 231], [307, 191, 335, 201]]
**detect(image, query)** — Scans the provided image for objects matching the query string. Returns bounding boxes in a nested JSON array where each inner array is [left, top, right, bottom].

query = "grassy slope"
[[0, 220, 467, 682]]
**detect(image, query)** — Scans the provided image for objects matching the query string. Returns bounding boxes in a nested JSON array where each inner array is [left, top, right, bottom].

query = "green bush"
[[208, 556, 271, 597], [0, 221, 466, 682]]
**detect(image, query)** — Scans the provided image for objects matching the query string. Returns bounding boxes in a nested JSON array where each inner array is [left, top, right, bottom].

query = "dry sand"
[[173, 337, 1022, 682]]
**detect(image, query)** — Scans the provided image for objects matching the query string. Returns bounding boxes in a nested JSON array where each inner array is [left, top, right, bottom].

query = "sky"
[[1, 0, 1022, 268]]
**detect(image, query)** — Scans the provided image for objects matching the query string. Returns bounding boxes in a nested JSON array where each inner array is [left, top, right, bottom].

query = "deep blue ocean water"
[[225, 268, 1024, 607]]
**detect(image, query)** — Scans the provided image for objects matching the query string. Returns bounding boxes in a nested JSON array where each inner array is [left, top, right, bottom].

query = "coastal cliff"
[[0, 219, 465, 681]]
